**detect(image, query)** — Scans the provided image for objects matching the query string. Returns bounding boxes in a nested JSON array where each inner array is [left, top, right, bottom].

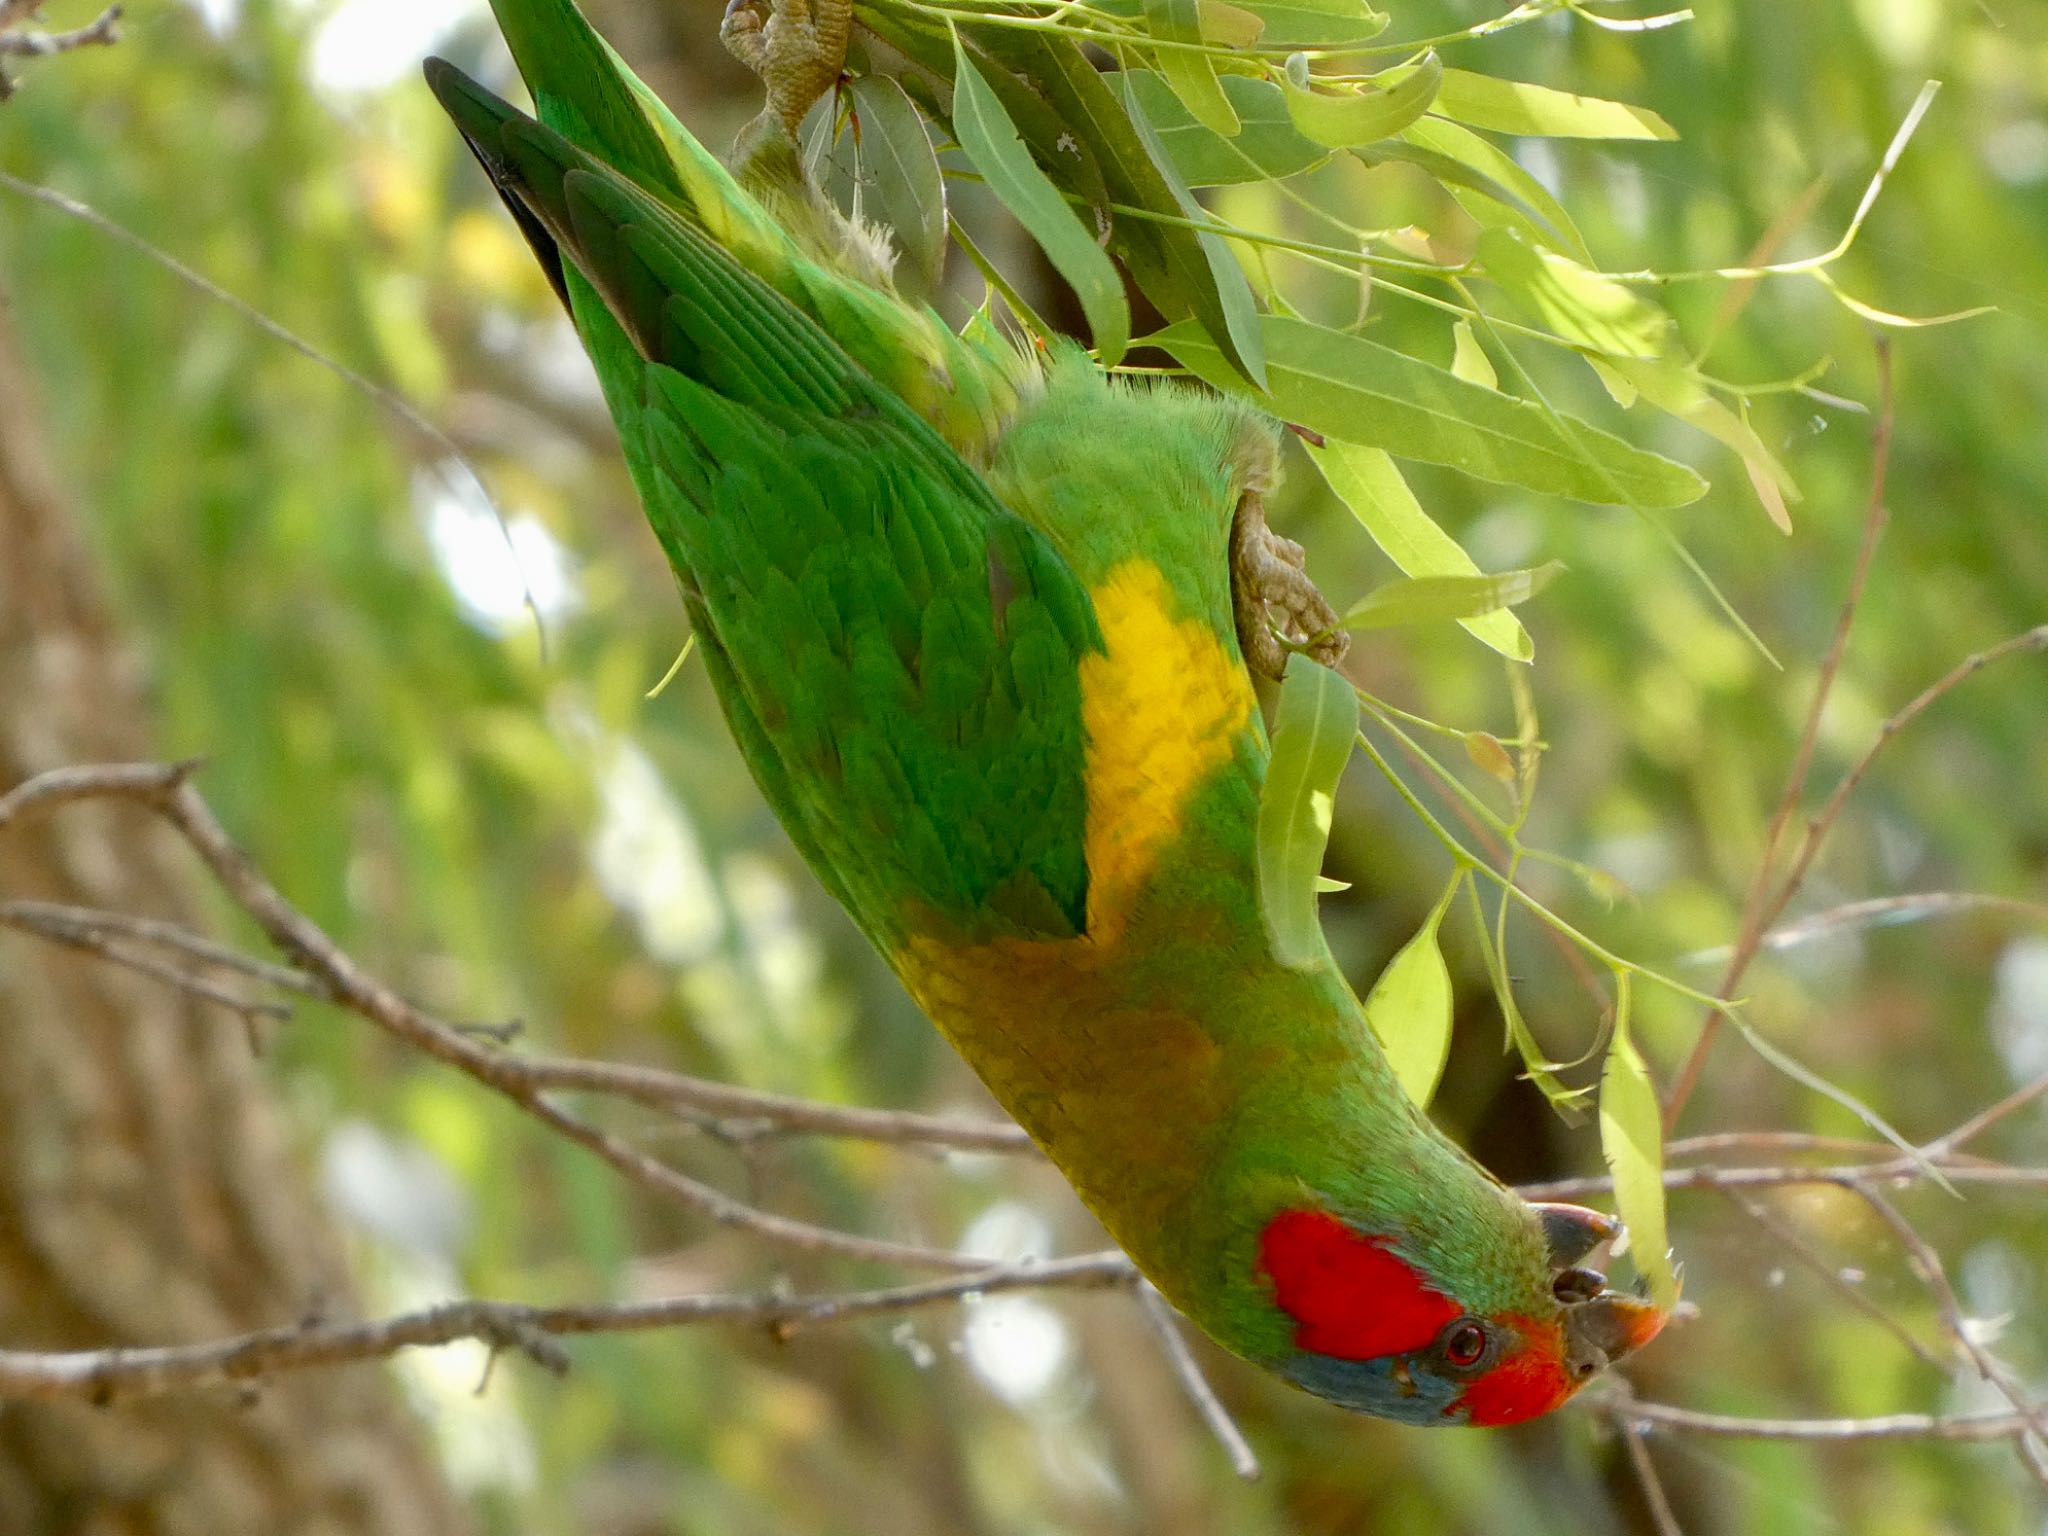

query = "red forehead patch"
[[1453, 1315, 1576, 1426], [1258, 1209, 1459, 1360]]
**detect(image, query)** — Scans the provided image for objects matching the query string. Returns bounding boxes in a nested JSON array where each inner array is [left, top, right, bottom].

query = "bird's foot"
[[722, 0, 851, 145], [1231, 493, 1349, 681]]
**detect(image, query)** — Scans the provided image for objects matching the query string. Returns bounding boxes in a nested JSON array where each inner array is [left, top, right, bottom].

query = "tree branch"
[[0, 1254, 1136, 1404]]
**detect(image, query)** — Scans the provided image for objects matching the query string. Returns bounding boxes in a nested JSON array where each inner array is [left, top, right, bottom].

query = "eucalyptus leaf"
[[1306, 440, 1532, 660], [1127, 70, 1332, 186], [1478, 227, 1670, 359], [1397, 118, 1591, 261], [1279, 51, 1441, 149], [1157, 315, 1707, 509], [1240, 0, 1388, 46], [1342, 561, 1564, 631], [1363, 876, 1459, 1107], [1600, 978, 1681, 1311], [950, 37, 1129, 364], [1257, 659, 1359, 970], [1145, 0, 1241, 135], [1432, 68, 1677, 141], [810, 75, 948, 290]]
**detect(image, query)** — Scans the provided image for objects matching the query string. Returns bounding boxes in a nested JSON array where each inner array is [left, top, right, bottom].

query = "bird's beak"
[[1530, 1202, 1669, 1380], [1562, 1290, 1668, 1377], [1530, 1202, 1621, 1269]]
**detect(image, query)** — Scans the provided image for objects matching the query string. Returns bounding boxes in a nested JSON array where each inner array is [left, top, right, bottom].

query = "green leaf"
[[1145, 0, 1241, 135], [1116, 70, 1269, 388], [1396, 117, 1591, 261], [1477, 227, 1670, 359], [950, 36, 1130, 364], [1126, 69, 1331, 186], [1156, 314, 1707, 509], [811, 75, 949, 290], [1278, 51, 1441, 149], [973, 29, 1265, 385], [1589, 355, 1802, 532], [1257, 658, 1359, 970], [1600, 977, 1680, 1311], [1342, 561, 1563, 631], [1431, 68, 1677, 141], [1363, 875, 1458, 1107], [1449, 319, 1496, 389], [1239, 0, 1388, 46], [1306, 440, 1532, 660]]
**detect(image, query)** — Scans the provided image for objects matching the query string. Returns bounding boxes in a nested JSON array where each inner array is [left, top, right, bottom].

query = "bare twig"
[[1617, 1420, 1686, 1536], [0, 0, 119, 100], [0, 1254, 1137, 1404], [1719, 1189, 1946, 1371], [1843, 1181, 2048, 1486], [1134, 1283, 1261, 1482], [1620, 1399, 2037, 1443], [0, 762, 991, 1271], [1681, 891, 2048, 967], [1665, 340, 1894, 1129]]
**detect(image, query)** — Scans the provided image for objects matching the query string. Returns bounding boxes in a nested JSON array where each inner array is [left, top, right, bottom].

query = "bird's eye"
[[1443, 1321, 1488, 1368]]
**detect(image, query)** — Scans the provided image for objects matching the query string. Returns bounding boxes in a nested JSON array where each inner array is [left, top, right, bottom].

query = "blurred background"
[[1, 0, 2045, 1532]]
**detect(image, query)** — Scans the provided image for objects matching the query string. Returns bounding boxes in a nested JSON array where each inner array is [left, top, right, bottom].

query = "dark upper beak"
[[1531, 1202, 1621, 1269], [1562, 1292, 1668, 1380]]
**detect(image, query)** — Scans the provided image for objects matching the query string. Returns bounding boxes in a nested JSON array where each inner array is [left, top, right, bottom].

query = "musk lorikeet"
[[425, 0, 1666, 1427]]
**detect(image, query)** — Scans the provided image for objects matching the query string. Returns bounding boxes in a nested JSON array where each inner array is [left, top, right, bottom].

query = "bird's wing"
[[428, 62, 1099, 942]]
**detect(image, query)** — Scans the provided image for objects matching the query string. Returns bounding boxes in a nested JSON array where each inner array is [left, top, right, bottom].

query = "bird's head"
[[1257, 1198, 1666, 1427]]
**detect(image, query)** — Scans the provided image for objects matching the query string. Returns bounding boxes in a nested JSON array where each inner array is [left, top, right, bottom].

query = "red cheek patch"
[[1454, 1316, 1576, 1427], [1258, 1209, 1460, 1360]]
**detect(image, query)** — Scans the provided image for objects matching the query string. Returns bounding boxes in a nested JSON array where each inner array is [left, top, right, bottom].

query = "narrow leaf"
[[1478, 227, 1670, 359], [1364, 875, 1459, 1107], [975, 30, 1263, 384], [1117, 70, 1269, 388], [1589, 355, 1802, 531], [1398, 117, 1591, 261], [950, 36, 1130, 364], [1279, 51, 1441, 149], [1239, 0, 1388, 45], [1342, 561, 1563, 631], [1257, 659, 1360, 970], [1431, 68, 1676, 141], [1449, 319, 1496, 389], [1146, 0, 1241, 135], [1127, 69, 1331, 186], [1600, 978, 1680, 1311], [1306, 439, 1531, 660], [813, 75, 949, 289], [1157, 314, 1707, 509]]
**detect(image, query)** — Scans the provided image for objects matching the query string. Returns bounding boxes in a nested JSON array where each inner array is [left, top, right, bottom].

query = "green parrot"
[[425, 0, 1666, 1427]]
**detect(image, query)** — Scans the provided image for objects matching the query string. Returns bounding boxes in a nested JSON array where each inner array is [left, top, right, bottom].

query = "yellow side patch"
[[1078, 560, 1255, 940]]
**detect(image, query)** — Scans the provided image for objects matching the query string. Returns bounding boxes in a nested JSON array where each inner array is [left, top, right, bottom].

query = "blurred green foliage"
[[2, 0, 2046, 1531]]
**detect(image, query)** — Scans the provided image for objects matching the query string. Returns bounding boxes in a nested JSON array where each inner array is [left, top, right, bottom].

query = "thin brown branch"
[[1719, 1189, 1946, 1371], [1616, 1420, 1685, 1536], [0, 895, 1039, 1154], [1134, 1282, 1261, 1482], [1926, 1069, 2048, 1159], [0, 1254, 1136, 1405], [1665, 339, 1894, 1129], [1843, 1181, 2048, 1485], [0, 898, 323, 994], [1668, 621, 2048, 1127], [0, 762, 987, 1271], [1682, 891, 2048, 967], [1517, 1157, 2048, 1203], [1619, 1399, 2036, 1443], [0, 0, 118, 100], [513, 1056, 1035, 1154]]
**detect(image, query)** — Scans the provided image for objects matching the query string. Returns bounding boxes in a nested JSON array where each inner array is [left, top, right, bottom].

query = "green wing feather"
[[426, 59, 1098, 942]]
